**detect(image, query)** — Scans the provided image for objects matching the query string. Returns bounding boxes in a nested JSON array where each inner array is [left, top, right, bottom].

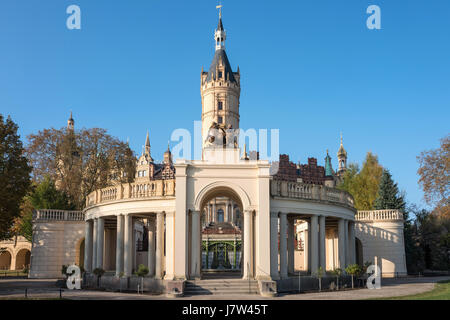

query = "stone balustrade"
[[270, 180, 355, 208], [86, 179, 176, 207], [33, 209, 85, 222], [355, 209, 403, 221]]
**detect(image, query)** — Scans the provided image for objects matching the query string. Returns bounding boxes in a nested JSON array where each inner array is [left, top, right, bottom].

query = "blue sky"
[[0, 0, 449, 208]]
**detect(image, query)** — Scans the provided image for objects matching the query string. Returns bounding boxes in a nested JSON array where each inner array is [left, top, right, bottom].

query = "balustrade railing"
[[33, 209, 85, 222], [355, 210, 403, 221], [86, 179, 176, 207], [271, 180, 355, 208]]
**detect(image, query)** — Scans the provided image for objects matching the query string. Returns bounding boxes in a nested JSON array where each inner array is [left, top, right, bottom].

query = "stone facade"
[[23, 10, 408, 294]]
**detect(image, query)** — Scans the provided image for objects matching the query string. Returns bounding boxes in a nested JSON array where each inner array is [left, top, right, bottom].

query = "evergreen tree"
[[374, 169, 406, 210], [0, 114, 32, 240]]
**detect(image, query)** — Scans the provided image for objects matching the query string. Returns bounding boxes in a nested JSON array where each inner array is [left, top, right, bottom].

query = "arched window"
[[217, 209, 224, 223]]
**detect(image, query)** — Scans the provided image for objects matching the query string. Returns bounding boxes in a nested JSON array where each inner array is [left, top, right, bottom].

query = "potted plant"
[[345, 264, 361, 289]]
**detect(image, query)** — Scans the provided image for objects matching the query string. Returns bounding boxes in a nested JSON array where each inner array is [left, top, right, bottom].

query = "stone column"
[[96, 217, 104, 270], [124, 214, 133, 276], [115, 215, 124, 277], [349, 221, 356, 265], [287, 217, 295, 275], [338, 218, 346, 269], [279, 212, 288, 278], [344, 219, 350, 266], [225, 201, 229, 222], [270, 212, 280, 279], [84, 220, 93, 272], [230, 204, 234, 224], [93, 218, 98, 269], [132, 219, 136, 271], [319, 215, 326, 271], [148, 216, 156, 277], [190, 211, 200, 278], [207, 205, 211, 224], [310, 215, 319, 274], [243, 210, 253, 279], [155, 212, 164, 279], [212, 201, 216, 223], [304, 226, 309, 272]]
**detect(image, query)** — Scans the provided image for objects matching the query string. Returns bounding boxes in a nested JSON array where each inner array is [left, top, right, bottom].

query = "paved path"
[[0, 276, 448, 300]]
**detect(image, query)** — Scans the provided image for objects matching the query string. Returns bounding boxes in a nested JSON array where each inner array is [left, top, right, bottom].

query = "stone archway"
[[75, 238, 85, 269], [193, 183, 251, 279], [355, 237, 363, 266], [15, 248, 31, 270], [0, 250, 12, 270]]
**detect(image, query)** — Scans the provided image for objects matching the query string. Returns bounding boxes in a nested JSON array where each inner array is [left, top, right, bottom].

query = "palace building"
[[13, 9, 408, 296]]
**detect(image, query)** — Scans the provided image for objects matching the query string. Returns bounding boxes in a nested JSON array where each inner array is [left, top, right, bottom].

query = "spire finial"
[[145, 131, 150, 147], [340, 132, 343, 145], [215, 1, 226, 50], [216, 1, 223, 19]]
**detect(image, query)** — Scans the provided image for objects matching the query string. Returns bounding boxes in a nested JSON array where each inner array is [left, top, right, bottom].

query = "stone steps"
[[184, 280, 259, 296]]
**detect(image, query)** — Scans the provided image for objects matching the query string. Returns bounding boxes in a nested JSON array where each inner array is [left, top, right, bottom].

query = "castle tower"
[[67, 111, 74, 131], [136, 132, 154, 179], [164, 142, 172, 165], [324, 150, 335, 187], [337, 134, 348, 175], [201, 8, 241, 151]]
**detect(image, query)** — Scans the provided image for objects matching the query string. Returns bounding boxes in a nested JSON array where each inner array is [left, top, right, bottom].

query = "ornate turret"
[[201, 5, 241, 154], [324, 150, 335, 187], [324, 150, 334, 177], [337, 133, 348, 175], [164, 142, 172, 165], [67, 111, 74, 131]]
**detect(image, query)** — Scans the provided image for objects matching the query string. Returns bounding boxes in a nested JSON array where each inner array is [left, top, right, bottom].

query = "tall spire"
[[215, 3, 226, 51], [337, 133, 348, 173], [67, 111, 74, 131], [144, 131, 152, 160]]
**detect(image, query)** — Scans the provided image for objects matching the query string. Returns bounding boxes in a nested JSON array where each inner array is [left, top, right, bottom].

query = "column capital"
[[279, 211, 287, 217]]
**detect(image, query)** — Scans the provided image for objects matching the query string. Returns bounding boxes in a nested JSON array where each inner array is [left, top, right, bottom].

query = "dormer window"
[[218, 71, 223, 79]]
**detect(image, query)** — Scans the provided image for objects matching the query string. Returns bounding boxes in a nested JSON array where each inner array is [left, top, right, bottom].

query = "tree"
[[12, 177, 75, 241], [26, 127, 136, 209], [330, 268, 343, 290], [29, 176, 75, 210], [417, 134, 449, 218], [338, 152, 383, 210], [374, 169, 406, 210], [0, 114, 32, 240], [314, 266, 325, 292], [135, 264, 149, 293], [345, 264, 361, 289]]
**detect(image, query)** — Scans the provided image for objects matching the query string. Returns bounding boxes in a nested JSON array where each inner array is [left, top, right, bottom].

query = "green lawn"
[[0, 270, 28, 277], [379, 280, 450, 300]]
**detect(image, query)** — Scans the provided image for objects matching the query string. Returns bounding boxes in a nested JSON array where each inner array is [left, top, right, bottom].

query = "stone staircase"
[[184, 279, 259, 296]]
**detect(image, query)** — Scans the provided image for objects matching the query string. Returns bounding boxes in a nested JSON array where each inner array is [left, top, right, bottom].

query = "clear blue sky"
[[1, 0, 449, 208]]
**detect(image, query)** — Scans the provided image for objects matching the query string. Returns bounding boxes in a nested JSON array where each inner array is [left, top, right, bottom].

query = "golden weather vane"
[[216, 1, 223, 18]]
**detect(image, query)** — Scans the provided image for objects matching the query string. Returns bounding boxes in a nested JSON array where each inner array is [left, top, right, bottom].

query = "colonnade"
[[272, 212, 356, 279], [84, 213, 166, 278]]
